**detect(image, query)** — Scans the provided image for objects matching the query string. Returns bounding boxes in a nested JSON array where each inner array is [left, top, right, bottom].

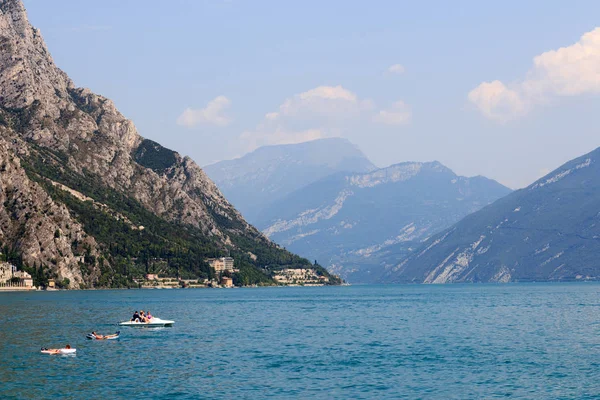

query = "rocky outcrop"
[[0, 0, 72, 116], [0, 130, 101, 287]]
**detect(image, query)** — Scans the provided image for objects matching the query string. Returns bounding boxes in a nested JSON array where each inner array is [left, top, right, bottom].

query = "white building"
[[13, 270, 33, 287], [0, 264, 33, 287], [206, 257, 237, 274], [0, 262, 17, 283]]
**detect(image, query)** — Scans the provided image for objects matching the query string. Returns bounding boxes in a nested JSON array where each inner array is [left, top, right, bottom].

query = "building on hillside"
[[0, 262, 16, 283], [145, 274, 158, 280], [206, 257, 237, 274], [48, 279, 55, 288], [221, 276, 234, 288], [13, 270, 33, 287]]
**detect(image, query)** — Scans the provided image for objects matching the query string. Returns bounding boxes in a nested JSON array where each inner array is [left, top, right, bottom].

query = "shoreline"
[[0, 283, 346, 292], [0, 287, 37, 292]]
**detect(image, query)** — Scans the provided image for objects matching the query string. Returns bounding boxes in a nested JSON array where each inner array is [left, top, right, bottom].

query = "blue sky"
[[23, 0, 600, 188]]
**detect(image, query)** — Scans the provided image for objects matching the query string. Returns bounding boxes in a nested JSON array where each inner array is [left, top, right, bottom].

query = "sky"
[[22, 0, 600, 189]]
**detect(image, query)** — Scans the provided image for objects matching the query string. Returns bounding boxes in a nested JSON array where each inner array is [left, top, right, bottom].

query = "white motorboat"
[[118, 317, 174, 327]]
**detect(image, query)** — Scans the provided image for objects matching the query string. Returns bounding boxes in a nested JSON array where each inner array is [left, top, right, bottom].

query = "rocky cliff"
[[0, 0, 338, 287]]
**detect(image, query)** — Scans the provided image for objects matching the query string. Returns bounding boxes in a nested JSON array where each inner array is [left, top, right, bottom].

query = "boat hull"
[[118, 318, 174, 327]]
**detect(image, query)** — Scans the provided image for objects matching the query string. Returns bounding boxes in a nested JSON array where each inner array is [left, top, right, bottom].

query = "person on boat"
[[131, 311, 140, 322], [146, 311, 153, 321], [139, 310, 147, 323]]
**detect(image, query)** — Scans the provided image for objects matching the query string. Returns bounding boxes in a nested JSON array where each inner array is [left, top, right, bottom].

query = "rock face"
[[0, 0, 338, 287], [0, 131, 101, 287], [385, 147, 600, 283], [204, 138, 376, 222], [0, 0, 71, 114], [255, 161, 511, 283]]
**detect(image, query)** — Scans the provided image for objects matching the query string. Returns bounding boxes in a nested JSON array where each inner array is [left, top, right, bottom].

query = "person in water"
[[90, 331, 119, 340], [42, 344, 71, 354]]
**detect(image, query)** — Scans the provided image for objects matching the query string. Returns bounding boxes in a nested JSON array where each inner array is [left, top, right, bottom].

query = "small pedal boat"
[[118, 317, 174, 327], [41, 347, 76, 355], [86, 331, 120, 340]]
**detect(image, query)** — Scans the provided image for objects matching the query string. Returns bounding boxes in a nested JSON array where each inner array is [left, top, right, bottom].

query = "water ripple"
[[1, 284, 599, 398]]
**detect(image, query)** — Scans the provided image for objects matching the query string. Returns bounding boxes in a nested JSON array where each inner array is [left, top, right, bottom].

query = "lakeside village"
[[0, 257, 332, 291]]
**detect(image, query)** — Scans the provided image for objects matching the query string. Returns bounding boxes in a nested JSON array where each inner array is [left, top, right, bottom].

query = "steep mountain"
[[255, 161, 511, 282], [0, 0, 339, 288], [203, 138, 376, 222], [384, 147, 600, 283]]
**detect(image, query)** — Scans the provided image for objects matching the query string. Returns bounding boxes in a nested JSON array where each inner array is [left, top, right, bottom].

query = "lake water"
[[1, 284, 599, 399]]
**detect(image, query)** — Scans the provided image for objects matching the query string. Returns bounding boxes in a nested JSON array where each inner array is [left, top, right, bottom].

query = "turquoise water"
[[1, 284, 599, 399]]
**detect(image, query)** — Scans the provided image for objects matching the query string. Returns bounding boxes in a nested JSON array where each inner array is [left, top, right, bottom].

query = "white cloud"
[[299, 85, 357, 101], [388, 64, 405, 74], [269, 85, 365, 121], [374, 101, 412, 125], [241, 85, 410, 151], [177, 95, 232, 127], [467, 81, 527, 121], [469, 27, 600, 121]]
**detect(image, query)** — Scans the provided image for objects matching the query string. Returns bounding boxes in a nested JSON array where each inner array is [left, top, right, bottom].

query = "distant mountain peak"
[[204, 138, 376, 221], [241, 137, 375, 169]]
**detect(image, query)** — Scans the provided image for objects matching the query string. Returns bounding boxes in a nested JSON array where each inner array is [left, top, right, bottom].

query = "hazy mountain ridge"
[[204, 138, 376, 222], [0, 0, 339, 287], [255, 161, 511, 282], [384, 147, 600, 283]]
